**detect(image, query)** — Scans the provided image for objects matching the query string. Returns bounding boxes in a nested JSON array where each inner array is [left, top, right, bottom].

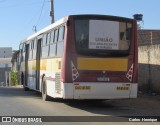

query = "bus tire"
[[42, 80, 50, 101]]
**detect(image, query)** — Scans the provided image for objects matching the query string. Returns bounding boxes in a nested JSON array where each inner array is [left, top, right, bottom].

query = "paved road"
[[0, 86, 159, 125]]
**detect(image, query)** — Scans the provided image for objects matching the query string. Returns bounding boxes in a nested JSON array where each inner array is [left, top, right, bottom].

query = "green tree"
[[11, 71, 18, 86]]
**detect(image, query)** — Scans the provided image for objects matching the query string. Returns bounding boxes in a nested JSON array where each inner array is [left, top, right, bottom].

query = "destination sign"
[[89, 20, 119, 50]]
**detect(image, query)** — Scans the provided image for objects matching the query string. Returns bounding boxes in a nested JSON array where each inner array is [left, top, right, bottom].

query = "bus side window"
[[58, 26, 64, 42], [20, 44, 23, 62], [57, 26, 65, 57], [33, 39, 37, 60], [49, 44, 56, 57], [19, 44, 23, 51], [41, 33, 49, 58], [50, 30, 55, 43], [42, 34, 47, 46], [22, 44, 25, 61], [47, 32, 51, 44], [54, 29, 58, 43], [49, 30, 56, 57], [23, 44, 25, 52], [29, 41, 33, 60]]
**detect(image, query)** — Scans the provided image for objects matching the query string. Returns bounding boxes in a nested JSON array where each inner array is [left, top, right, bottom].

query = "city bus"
[[19, 15, 138, 101]]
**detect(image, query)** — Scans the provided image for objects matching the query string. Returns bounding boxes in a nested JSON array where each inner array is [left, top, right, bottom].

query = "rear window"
[[75, 19, 132, 56]]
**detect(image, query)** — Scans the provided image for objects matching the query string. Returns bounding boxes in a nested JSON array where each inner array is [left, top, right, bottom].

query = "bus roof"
[[20, 14, 135, 44], [20, 16, 67, 44], [71, 14, 135, 21]]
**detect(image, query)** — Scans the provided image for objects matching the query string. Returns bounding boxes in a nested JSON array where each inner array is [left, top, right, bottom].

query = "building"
[[11, 50, 20, 71], [0, 47, 12, 85], [138, 30, 160, 45], [0, 47, 12, 58], [138, 30, 160, 93]]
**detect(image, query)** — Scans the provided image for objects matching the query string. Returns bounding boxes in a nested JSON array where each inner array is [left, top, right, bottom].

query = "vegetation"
[[11, 71, 18, 86]]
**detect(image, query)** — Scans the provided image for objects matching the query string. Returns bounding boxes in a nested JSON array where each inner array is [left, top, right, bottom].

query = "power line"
[[14, 5, 44, 40], [35, 0, 46, 28]]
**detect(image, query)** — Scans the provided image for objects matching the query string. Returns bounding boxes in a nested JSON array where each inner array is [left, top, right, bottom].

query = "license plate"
[[97, 77, 110, 82], [117, 86, 129, 90], [75, 86, 91, 90]]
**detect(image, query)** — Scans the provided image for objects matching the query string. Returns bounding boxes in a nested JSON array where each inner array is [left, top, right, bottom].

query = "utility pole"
[[50, 0, 54, 24]]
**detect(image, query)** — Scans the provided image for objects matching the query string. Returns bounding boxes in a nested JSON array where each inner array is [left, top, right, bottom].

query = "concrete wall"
[[138, 44, 160, 93], [0, 58, 12, 84]]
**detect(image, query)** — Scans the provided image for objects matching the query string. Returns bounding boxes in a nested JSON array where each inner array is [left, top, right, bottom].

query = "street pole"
[[50, 0, 54, 24]]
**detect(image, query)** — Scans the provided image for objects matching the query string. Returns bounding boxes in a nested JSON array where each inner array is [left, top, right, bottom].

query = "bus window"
[[75, 19, 132, 56], [50, 30, 55, 43], [33, 39, 37, 59], [19, 44, 23, 50], [29, 41, 32, 50], [34, 39, 37, 49], [75, 20, 89, 49], [54, 29, 58, 43], [29, 42, 33, 60], [32, 40, 34, 49], [57, 26, 65, 57], [33, 49, 36, 59], [47, 32, 51, 44], [49, 30, 56, 57], [58, 26, 65, 42], [119, 22, 132, 50], [49, 44, 56, 57], [126, 23, 132, 40], [57, 42, 63, 57], [22, 44, 25, 61], [41, 45, 49, 58], [23, 44, 25, 52], [42, 34, 47, 46]]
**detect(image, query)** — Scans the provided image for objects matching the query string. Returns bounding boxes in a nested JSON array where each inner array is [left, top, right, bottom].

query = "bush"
[[11, 71, 18, 86]]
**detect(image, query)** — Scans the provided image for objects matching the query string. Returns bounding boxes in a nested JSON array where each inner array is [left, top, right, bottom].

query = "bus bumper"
[[63, 82, 138, 99]]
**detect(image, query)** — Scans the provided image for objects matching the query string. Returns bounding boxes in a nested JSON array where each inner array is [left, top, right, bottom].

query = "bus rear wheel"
[[42, 80, 50, 101]]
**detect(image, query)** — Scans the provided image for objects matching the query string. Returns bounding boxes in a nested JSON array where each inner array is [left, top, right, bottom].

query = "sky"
[[0, 0, 160, 50]]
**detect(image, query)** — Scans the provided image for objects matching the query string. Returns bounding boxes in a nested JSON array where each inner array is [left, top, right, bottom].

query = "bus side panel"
[[129, 21, 138, 98], [39, 57, 63, 98], [62, 16, 74, 83], [27, 60, 36, 90]]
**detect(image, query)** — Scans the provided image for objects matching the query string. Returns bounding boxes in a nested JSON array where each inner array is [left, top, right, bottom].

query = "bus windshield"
[[75, 19, 132, 56]]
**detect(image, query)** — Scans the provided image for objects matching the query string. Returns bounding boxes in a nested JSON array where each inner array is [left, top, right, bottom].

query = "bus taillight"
[[126, 64, 134, 82], [71, 61, 79, 81]]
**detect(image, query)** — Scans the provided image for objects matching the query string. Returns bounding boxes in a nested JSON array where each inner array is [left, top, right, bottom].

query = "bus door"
[[36, 38, 42, 90], [25, 44, 29, 86]]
